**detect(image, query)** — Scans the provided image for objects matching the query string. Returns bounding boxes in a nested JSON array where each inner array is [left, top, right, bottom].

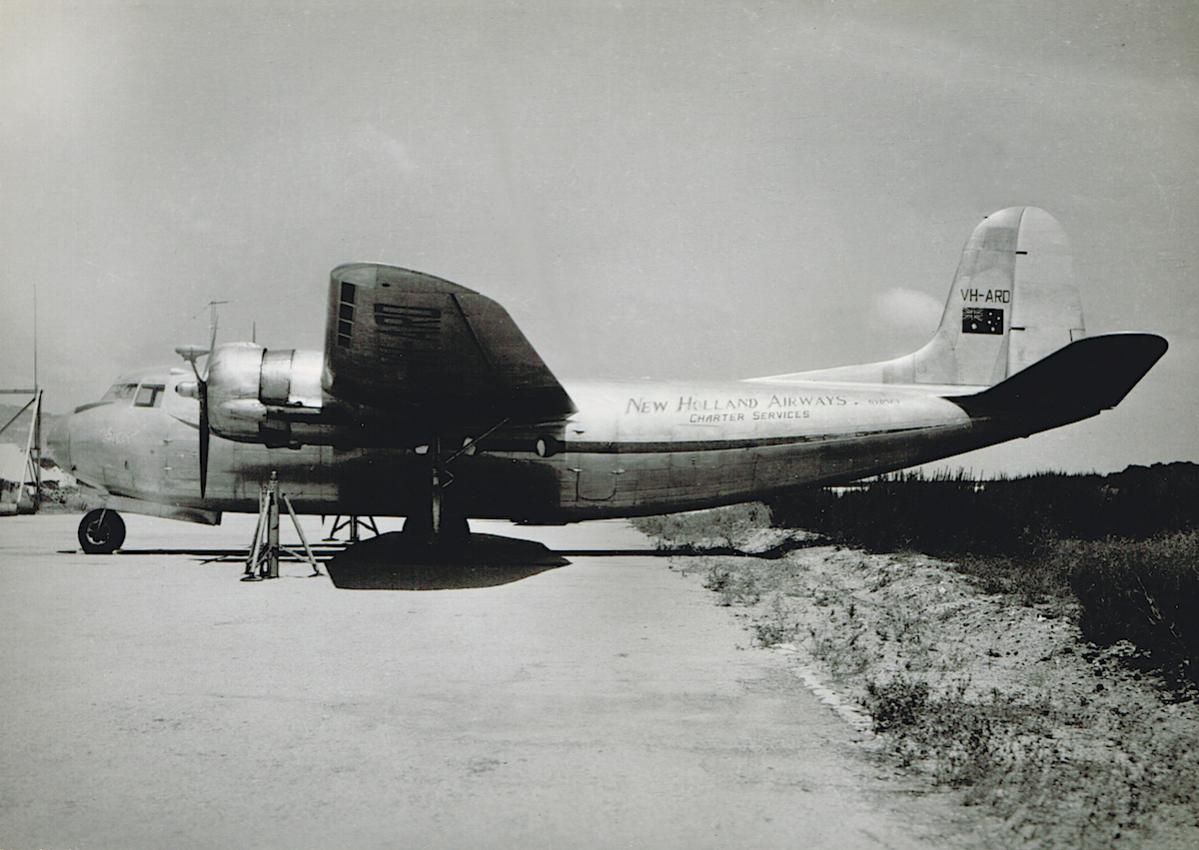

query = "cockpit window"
[[101, 383, 139, 402], [134, 384, 165, 408]]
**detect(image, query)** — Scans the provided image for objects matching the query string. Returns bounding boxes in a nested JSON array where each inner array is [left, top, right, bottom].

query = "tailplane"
[[950, 333, 1166, 427], [760, 207, 1086, 387]]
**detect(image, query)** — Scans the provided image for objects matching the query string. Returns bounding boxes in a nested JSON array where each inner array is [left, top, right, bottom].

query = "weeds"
[[864, 673, 1199, 848], [761, 464, 1199, 685], [638, 470, 1199, 848], [635, 503, 768, 551], [768, 463, 1199, 549], [806, 624, 870, 677], [865, 677, 930, 734], [702, 561, 762, 606], [1069, 533, 1199, 688]]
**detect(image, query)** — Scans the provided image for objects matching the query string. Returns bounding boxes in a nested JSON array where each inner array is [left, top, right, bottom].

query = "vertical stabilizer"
[[754, 206, 1085, 387], [1005, 207, 1086, 374], [910, 205, 1086, 385]]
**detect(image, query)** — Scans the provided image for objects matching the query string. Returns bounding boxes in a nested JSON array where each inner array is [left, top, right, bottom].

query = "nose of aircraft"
[[46, 414, 71, 471]]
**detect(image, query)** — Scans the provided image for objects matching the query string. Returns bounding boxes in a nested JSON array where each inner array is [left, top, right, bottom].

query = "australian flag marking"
[[962, 307, 1004, 335]]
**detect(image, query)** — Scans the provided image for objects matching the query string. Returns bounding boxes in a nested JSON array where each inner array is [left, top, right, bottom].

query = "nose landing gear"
[[78, 508, 126, 554]]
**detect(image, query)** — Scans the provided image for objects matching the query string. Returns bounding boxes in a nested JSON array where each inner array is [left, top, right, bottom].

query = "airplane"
[[46, 206, 1166, 555]]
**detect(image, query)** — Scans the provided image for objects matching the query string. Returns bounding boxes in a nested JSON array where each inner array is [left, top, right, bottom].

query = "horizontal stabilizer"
[[949, 333, 1167, 425]]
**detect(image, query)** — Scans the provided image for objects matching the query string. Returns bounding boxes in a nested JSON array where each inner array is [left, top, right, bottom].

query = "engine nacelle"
[[206, 343, 325, 447]]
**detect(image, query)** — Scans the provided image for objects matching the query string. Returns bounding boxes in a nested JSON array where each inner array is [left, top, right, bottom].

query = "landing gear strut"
[[401, 436, 470, 545], [400, 426, 506, 547], [78, 508, 126, 554]]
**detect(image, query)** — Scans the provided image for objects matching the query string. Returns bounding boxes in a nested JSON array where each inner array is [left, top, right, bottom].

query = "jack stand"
[[323, 514, 379, 543], [242, 471, 322, 581]]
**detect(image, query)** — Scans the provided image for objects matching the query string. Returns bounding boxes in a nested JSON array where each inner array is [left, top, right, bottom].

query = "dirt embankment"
[[643, 519, 1199, 850]]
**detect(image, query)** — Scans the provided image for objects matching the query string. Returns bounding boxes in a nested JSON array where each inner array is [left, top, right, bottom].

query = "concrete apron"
[[0, 515, 964, 849]]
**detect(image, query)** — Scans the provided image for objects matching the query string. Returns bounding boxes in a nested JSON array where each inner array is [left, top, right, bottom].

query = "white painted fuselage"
[[53, 363, 1001, 525], [47, 208, 1166, 531]]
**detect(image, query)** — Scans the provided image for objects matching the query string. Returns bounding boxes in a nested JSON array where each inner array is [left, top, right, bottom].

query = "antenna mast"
[[32, 284, 38, 392], [195, 300, 230, 342]]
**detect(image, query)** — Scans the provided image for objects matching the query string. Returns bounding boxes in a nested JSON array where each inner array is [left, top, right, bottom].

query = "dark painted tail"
[[948, 333, 1167, 428]]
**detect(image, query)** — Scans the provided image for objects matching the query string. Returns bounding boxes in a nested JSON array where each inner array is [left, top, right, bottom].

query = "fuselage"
[[48, 359, 1006, 525], [46, 210, 1167, 531]]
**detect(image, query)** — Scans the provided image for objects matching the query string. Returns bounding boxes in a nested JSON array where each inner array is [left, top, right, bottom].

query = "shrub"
[[865, 678, 1058, 790], [766, 463, 1199, 554], [1068, 533, 1199, 686], [865, 677, 930, 734]]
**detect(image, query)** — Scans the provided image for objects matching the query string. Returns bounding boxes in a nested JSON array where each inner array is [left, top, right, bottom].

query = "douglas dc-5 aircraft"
[[47, 207, 1166, 554]]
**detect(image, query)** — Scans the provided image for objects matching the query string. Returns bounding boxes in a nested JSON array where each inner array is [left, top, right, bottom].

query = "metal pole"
[[266, 471, 280, 579], [283, 494, 321, 576], [0, 396, 34, 438], [20, 391, 37, 513], [32, 391, 42, 509], [245, 487, 267, 577], [33, 283, 38, 393]]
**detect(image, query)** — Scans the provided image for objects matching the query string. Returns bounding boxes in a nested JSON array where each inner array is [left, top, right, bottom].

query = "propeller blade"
[[204, 320, 219, 381], [199, 378, 210, 498]]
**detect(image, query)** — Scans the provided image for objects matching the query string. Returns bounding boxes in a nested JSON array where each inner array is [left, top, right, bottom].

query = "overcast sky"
[[1, 0, 1195, 474]]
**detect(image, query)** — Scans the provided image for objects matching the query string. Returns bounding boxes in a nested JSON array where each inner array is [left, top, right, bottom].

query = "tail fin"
[[922, 206, 1085, 385], [762, 207, 1086, 387]]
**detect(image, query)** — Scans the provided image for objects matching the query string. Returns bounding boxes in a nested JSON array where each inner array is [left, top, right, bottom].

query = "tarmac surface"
[[0, 513, 966, 850]]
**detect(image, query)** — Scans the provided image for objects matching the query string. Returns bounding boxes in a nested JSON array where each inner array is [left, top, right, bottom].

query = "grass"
[[636, 464, 1199, 848], [767, 463, 1199, 550], [1068, 533, 1199, 689], [863, 674, 1199, 849], [762, 464, 1199, 686], [636, 502, 770, 551]]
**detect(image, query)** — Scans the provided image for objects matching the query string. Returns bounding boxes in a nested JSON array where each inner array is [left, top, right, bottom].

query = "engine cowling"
[[206, 343, 325, 447]]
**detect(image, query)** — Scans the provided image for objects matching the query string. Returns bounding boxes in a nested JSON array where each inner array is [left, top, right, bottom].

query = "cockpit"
[[100, 382, 138, 403], [75, 369, 194, 414]]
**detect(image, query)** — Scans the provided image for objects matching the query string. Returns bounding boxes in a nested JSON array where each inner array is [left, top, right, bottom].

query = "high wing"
[[323, 264, 576, 427]]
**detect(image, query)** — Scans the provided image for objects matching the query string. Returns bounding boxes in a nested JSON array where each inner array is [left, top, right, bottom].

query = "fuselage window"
[[134, 384, 165, 408]]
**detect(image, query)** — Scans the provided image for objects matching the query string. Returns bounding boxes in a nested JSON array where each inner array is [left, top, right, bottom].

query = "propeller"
[[198, 349, 211, 499], [176, 301, 227, 498]]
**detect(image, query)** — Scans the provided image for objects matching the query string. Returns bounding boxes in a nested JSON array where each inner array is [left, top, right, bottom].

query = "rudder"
[[911, 206, 1085, 385]]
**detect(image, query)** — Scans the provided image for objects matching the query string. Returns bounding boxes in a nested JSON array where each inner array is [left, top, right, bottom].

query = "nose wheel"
[[78, 508, 126, 554]]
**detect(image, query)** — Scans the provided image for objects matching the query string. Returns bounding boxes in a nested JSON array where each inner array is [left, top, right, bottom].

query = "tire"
[[78, 509, 126, 554]]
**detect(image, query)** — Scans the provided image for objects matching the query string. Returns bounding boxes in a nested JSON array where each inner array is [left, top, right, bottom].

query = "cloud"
[[353, 123, 418, 174], [871, 287, 943, 335]]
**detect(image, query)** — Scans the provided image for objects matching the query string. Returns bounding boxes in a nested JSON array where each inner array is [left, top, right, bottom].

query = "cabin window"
[[134, 384, 165, 408]]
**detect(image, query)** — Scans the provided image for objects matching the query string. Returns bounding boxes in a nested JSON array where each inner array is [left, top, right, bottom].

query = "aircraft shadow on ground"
[[323, 532, 571, 590], [63, 534, 806, 590]]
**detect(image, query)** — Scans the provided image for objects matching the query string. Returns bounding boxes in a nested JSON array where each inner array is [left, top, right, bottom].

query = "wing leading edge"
[[322, 264, 576, 427]]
